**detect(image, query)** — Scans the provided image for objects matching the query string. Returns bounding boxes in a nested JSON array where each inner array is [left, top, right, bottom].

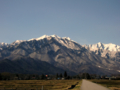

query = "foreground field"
[[90, 79, 120, 90], [0, 80, 82, 90]]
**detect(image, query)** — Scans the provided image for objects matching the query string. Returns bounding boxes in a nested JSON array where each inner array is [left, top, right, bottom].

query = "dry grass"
[[0, 80, 82, 90], [90, 79, 120, 90], [72, 80, 82, 90]]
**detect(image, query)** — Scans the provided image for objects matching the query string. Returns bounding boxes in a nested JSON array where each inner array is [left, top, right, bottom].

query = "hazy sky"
[[0, 0, 120, 45]]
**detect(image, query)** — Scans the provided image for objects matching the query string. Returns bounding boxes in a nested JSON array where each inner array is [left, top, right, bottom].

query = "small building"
[[14, 77, 19, 80], [47, 77, 51, 80]]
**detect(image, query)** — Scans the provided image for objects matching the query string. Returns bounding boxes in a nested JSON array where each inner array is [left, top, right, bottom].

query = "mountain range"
[[82, 42, 120, 61], [0, 35, 120, 75]]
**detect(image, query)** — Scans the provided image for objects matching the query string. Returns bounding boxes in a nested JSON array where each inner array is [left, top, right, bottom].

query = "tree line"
[[1, 71, 115, 80], [0, 71, 70, 80]]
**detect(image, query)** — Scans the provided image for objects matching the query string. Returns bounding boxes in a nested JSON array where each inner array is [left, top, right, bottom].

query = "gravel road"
[[81, 79, 110, 90]]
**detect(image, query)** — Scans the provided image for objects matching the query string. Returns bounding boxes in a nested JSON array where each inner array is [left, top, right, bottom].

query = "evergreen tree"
[[56, 73, 59, 79], [60, 73, 63, 78], [0, 73, 2, 80], [64, 71, 67, 78], [82, 73, 91, 79], [41, 74, 45, 80]]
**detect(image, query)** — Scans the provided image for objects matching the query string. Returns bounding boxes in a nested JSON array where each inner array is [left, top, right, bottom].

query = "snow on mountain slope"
[[0, 35, 82, 50], [82, 42, 120, 61], [28, 35, 82, 50], [0, 42, 9, 50], [0, 35, 119, 52], [28, 35, 49, 41], [83, 42, 120, 52], [0, 35, 120, 75], [104, 43, 120, 51], [0, 42, 9, 46], [11, 40, 26, 45]]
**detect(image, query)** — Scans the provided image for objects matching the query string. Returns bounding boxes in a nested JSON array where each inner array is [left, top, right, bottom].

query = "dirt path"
[[81, 79, 110, 90]]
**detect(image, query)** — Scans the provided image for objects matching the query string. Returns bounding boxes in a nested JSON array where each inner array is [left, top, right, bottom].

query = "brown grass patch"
[[0, 80, 82, 90], [90, 79, 120, 90]]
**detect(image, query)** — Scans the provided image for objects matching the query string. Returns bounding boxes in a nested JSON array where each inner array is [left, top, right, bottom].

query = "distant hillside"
[[0, 57, 75, 75]]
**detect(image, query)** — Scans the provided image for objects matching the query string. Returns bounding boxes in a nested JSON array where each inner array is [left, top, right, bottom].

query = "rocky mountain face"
[[0, 35, 120, 75], [82, 42, 120, 62]]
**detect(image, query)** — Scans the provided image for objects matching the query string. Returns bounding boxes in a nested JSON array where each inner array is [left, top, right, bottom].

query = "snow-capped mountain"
[[11, 40, 26, 45], [0, 35, 81, 50], [0, 35, 120, 75], [0, 42, 9, 50], [83, 42, 120, 61], [0, 42, 9, 47], [28, 35, 82, 50], [83, 42, 120, 52]]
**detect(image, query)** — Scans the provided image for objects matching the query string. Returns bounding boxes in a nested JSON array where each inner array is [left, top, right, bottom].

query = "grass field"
[[2, 79, 120, 90], [90, 79, 120, 90], [0, 80, 82, 90]]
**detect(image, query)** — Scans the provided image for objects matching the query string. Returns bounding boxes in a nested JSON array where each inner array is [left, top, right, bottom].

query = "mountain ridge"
[[0, 35, 120, 75], [1, 35, 119, 50], [83, 42, 120, 52], [83, 42, 120, 61]]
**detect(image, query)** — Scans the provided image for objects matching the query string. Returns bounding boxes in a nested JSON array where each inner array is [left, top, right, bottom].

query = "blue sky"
[[0, 0, 120, 45]]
